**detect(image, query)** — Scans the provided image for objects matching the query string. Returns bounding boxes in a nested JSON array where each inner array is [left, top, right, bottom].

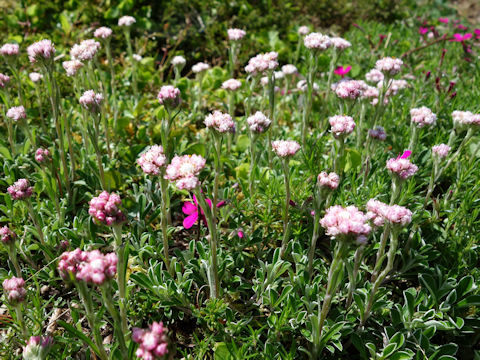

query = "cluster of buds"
[[227, 28, 246, 41], [330, 37, 351, 50], [35, 148, 50, 164], [118, 16, 136, 27], [8, 179, 33, 200], [70, 39, 100, 61], [247, 111, 271, 133], [375, 57, 403, 75], [58, 249, 117, 285], [271, 140, 301, 158], [29, 72, 43, 83], [366, 199, 412, 227], [245, 52, 278, 75], [386, 153, 418, 180], [6, 106, 26, 122], [192, 62, 210, 74], [157, 85, 181, 109], [0, 225, 16, 244], [0, 73, 10, 87], [137, 145, 166, 175], [132, 322, 169, 359], [204, 111, 235, 133], [432, 144, 451, 159], [365, 69, 384, 83], [410, 106, 437, 127], [368, 126, 387, 141], [94, 26, 113, 39], [27, 40, 55, 64], [222, 78, 242, 91], [281, 64, 297, 75], [63, 60, 84, 77], [165, 154, 206, 190], [22, 335, 53, 360], [0, 43, 20, 58], [2, 276, 26, 304], [317, 172, 340, 190], [298, 26, 310, 36], [304, 32, 332, 51], [172, 55, 186, 71], [452, 110, 480, 128], [79, 90, 103, 113], [329, 115, 355, 138], [89, 191, 126, 226], [334, 80, 366, 100], [320, 205, 371, 240]]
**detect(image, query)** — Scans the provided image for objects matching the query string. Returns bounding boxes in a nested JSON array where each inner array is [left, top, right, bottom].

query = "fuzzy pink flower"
[[23, 335, 53, 358], [2, 276, 26, 304], [375, 57, 403, 75], [335, 79, 366, 99], [419, 27, 429, 35], [304, 32, 332, 50], [79, 90, 103, 112], [172, 55, 186, 67], [165, 154, 206, 190], [118, 16, 136, 27], [222, 78, 242, 91], [227, 28, 246, 41], [410, 106, 437, 127], [157, 85, 181, 108], [452, 110, 476, 126], [27, 40, 55, 63], [386, 157, 418, 179], [281, 64, 297, 75], [366, 199, 389, 227], [365, 69, 384, 83], [0, 43, 19, 57], [6, 106, 26, 121], [451, 33, 472, 42], [439, 18, 449, 24], [29, 72, 43, 82], [132, 322, 168, 359], [330, 37, 351, 50], [137, 145, 166, 175], [334, 65, 351, 78], [182, 195, 225, 229], [192, 62, 210, 74], [317, 172, 340, 190], [8, 179, 33, 200], [247, 111, 271, 133], [298, 26, 310, 36], [70, 39, 100, 61], [0, 73, 10, 88], [0, 226, 16, 244], [35, 148, 50, 163], [204, 111, 235, 133], [368, 126, 386, 141], [245, 52, 278, 74], [94, 26, 113, 39], [329, 115, 355, 138], [432, 144, 451, 159], [271, 140, 300, 157], [89, 191, 126, 226], [367, 199, 412, 227], [63, 60, 84, 76], [320, 205, 371, 239], [362, 86, 380, 103]]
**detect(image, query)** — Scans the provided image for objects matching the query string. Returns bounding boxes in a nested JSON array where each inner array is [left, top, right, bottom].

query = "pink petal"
[[183, 213, 198, 229], [400, 150, 412, 159], [237, 230, 244, 238], [182, 202, 197, 215]]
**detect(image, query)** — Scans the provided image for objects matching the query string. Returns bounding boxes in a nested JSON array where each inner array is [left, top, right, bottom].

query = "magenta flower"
[[451, 33, 472, 42], [2, 276, 26, 304], [0, 226, 16, 244], [457, 24, 468, 30], [8, 179, 33, 200], [182, 195, 225, 229], [23, 335, 53, 359], [132, 321, 168, 359], [474, 29, 480, 39], [157, 85, 181, 108], [88, 191, 126, 226], [419, 27, 429, 35], [334, 65, 351, 78], [439, 17, 449, 24], [0, 73, 10, 88]]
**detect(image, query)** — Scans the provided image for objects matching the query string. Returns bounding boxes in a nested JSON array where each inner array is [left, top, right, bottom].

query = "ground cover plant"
[[1, 1, 480, 359]]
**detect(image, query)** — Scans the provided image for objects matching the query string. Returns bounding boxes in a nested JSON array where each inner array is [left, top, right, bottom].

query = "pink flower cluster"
[[298, 26, 310, 35], [432, 144, 451, 159], [0, 43, 19, 57], [245, 52, 278, 74], [89, 191, 126, 226], [2, 276, 26, 304], [27, 39, 55, 63], [79, 90, 103, 112], [281, 64, 297, 75], [365, 69, 384, 83], [165, 154, 206, 190], [192, 62, 210, 74], [70, 39, 100, 61], [320, 205, 371, 239], [375, 57, 403, 75], [204, 111, 235, 133], [0, 73, 10, 87], [0, 226, 16, 244], [452, 110, 480, 126], [6, 106, 26, 121], [247, 111, 271, 133], [386, 157, 418, 179], [366, 199, 412, 227], [118, 16, 136, 27], [58, 249, 117, 285], [227, 28, 246, 41], [63, 60, 84, 76], [222, 78, 242, 91], [94, 26, 113, 39], [157, 85, 181, 108], [137, 145, 166, 175], [368, 126, 387, 141], [304, 32, 332, 50], [29, 72, 43, 82], [329, 115, 355, 138], [172, 55, 186, 67], [335, 80, 366, 100], [330, 37, 351, 50], [23, 335, 53, 358], [35, 148, 50, 163], [317, 172, 340, 190], [132, 322, 169, 360], [8, 179, 33, 200], [362, 85, 380, 103], [410, 106, 437, 127], [271, 140, 301, 158]]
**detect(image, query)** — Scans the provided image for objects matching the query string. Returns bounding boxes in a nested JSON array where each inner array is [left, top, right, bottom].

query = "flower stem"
[[124, 29, 138, 100], [15, 304, 27, 339], [159, 176, 172, 275], [280, 159, 291, 258], [7, 243, 22, 277], [113, 225, 128, 335], [347, 244, 365, 307]]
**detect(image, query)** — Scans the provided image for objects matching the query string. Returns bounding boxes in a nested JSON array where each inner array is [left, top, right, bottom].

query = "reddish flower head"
[[334, 65, 351, 78]]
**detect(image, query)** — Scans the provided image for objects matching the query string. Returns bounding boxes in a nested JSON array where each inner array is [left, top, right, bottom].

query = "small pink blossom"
[[432, 144, 451, 159], [247, 111, 271, 133], [27, 39, 55, 63], [304, 32, 332, 50], [245, 52, 278, 75], [334, 65, 351, 78], [79, 90, 103, 112], [182, 195, 225, 229], [317, 172, 340, 190], [281, 64, 297, 75], [451, 33, 472, 42], [172, 55, 186, 67], [6, 106, 26, 121], [367, 199, 412, 227], [118, 16, 136, 27], [35, 148, 50, 163], [165, 154, 206, 190], [2, 276, 26, 304], [204, 111, 235, 133], [29, 72, 43, 82], [335, 79, 366, 99], [8, 179, 33, 200], [0, 226, 16, 244], [410, 106, 437, 127], [137, 145, 166, 175], [386, 157, 418, 179], [0, 73, 10, 88], [89, 191, 126, 226], [330, 37, 351, 50], [132, 322, 169, 359], [329, 115, 355, 138], [70, 39, 100, 61], [192, 62, 210, 74], [23, 335, 53, 358], [375, 57, 403, 75], [222, 78, 242, 91], [298, 26, 310, 36], [320, 205, 371, 239], [63, 60, 84, 76], [439, 18, 449, 24], [0, 43, 19, 57], [366, 69, 384, 83], [157, 85, 181, 108], [227, 28, 246, 41], [419, 27, 429, 35], [272, 140, 300, 158], [94, 26, 113, 39]]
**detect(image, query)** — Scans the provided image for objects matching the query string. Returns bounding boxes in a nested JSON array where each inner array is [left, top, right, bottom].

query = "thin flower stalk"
[[123, 29, 139, 99], [112, 225, 128, 334]]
